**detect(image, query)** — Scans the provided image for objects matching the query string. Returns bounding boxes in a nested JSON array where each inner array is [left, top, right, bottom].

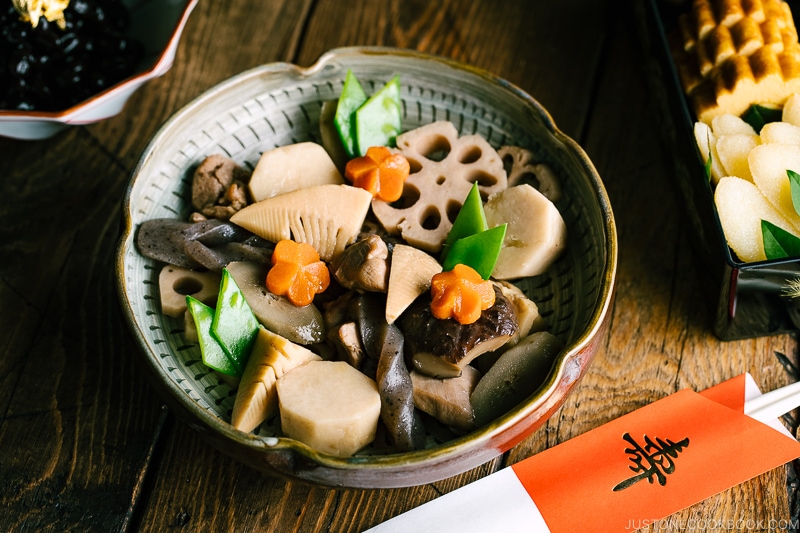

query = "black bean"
[[0, 0, 143, 111]]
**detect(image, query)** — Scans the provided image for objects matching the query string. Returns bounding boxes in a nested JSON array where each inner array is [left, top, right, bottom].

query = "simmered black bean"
[[0, 0, 143, 111]]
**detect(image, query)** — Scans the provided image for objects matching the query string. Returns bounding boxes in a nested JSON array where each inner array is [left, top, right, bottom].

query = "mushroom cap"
[[399, 286, 518, 379]]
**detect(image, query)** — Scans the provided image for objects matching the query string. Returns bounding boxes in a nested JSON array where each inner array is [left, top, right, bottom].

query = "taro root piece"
[[247, 142, 344, 202], [225, 261, 326, 345], [191, 154, 251, 220], [158, 265, 221, 318], [231, 326, 321, 433], [229, 184, 373, 262], [411, 365, 481, 432], [276, 360, 382, 457], [498, 146, 562, 202], [484, 184, 567, 280], [371, 121, 508, 253], [471, 331, 563, 428], [375, 322, 425, 452], [331, 234, 390, 292], [384, 244, 442, 324], [399, 286, 518, 379]]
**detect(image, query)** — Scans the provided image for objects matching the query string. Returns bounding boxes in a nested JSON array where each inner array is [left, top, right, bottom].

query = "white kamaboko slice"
[[231, 327, 321, 433], [783, 94, 800, 127], [248, 142, 344, 202], [716, 134, 759, 181], [715, 176, 797, 262], [484, 184, 567, 279], [694, 121, 725, 184], [276, 360, 381, 457], [748, 143, 800, 233], [230, 184, 372, 261], [760, 121, 800, 146], [385, 244, 442, 324]]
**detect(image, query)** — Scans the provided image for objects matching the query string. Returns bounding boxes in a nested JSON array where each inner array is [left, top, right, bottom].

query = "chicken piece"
[[331, 234, 390, 292], [331, 321, 366, 369], [191, 154, 251, 220]]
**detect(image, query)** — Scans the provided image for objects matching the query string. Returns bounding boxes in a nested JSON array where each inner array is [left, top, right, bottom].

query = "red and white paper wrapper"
[[366, 374, 800, 532]]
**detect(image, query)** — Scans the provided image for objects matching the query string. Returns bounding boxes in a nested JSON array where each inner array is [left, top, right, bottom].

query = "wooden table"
[[2, 0, 799, 531]]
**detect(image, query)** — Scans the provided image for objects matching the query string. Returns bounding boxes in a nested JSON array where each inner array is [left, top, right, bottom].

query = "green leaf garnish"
[[741, 104, 782, 133], [788, 169, 800, 216], [762, 219, 800, 259]]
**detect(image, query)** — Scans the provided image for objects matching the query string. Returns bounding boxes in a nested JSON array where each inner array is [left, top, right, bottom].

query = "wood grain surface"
[[0, 0, 798, 531]]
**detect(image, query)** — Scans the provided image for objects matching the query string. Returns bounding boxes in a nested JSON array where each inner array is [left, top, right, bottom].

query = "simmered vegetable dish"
[[136, 73, 568, 457]]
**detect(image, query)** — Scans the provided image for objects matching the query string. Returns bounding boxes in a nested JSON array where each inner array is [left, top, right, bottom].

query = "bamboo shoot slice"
[[385, 244, 442, 324], [230, 184, 372, 261], [231, 326, 321, 433]]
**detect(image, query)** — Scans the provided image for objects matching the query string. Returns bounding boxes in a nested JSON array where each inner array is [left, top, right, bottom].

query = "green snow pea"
[[210, 268, 259, 375], [334, 70, 368, 159], [186, 296, 240, 377], [442, 223, 507, 280], [355, 75, 402, 155], [441, 183, 487, 264]]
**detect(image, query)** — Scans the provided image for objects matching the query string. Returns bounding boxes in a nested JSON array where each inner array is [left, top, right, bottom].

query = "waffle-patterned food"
[[671, 0, 800, 123]]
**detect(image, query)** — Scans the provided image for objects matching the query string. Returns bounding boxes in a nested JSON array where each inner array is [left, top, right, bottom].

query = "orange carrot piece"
[[267, 240, 330, 307], [344, 146, 410, 202], [430, 263, 495, 325]]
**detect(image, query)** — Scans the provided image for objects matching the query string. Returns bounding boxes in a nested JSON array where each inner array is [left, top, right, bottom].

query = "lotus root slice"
[[371, 121, 507, 253]]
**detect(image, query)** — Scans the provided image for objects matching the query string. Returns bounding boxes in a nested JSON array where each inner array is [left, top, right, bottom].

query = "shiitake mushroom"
[[398, 286, 519, 379]]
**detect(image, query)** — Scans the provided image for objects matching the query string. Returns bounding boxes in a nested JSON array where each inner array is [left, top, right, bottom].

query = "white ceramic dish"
[[0, 0, 197, 140], [116, 47, 617, 488]]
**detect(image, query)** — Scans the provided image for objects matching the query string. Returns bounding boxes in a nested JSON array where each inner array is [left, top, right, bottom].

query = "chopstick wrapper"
[[366, 373, 800, 533]]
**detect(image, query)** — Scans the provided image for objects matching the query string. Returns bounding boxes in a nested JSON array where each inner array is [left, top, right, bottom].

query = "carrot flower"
[[344, 146, 410, 202], [267, 240, 330, 307], [430, 263, 496, 325]]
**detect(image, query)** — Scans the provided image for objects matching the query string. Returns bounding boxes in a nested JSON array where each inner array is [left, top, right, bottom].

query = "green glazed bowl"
[[116, 46, 617, 488]]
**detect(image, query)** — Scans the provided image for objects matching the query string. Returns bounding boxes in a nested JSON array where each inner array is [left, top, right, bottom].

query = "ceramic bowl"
[[0, 0, 197, 141], [116, 46, 617, 488]]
